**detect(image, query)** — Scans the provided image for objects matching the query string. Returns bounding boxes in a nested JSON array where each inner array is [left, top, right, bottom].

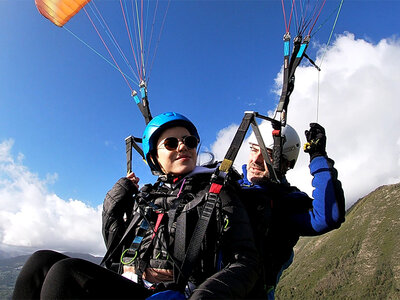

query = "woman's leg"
[[12, 250, 69, 299], [40, 257, 153, 299]]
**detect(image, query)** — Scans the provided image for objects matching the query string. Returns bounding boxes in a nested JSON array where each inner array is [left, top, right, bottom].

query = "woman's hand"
[[126, 172, 140, 190]]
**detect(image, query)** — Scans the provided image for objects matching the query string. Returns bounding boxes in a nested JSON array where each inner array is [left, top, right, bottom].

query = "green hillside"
[[276, 183, 400, 299]]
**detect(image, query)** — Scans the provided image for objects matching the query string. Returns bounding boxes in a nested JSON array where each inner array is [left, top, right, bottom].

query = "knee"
[[27, 250, 52, 261], [47, 258, 85, 278], [45, 257, 94, 285], [29, 249, 68, 263], [21, 250, 68, 273], [41, 258, 91, 298], [12, 251, 69, 299]]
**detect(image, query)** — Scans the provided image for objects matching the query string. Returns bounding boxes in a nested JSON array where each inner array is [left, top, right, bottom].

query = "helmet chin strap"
[[158, 174, 178, 183], [149, 153, 165, 176]]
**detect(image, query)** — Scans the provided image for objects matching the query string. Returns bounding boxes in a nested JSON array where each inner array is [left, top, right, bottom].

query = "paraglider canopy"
[[35, 0, 91, 27]]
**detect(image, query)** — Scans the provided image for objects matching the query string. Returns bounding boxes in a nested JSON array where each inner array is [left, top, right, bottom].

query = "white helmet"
[[248, 121, 301, 168]]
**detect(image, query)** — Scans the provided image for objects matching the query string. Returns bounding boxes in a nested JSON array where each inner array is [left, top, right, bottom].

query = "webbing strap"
[[100, 211, 142, 267], [121, 219, 150, 264], [175, 190, 220, 289], [125, 135, 145, 175], [277, 35, 309, 126], [250, 121, 279, 183], [152, 213, 164, 239], [219, 111, 279, 183], [271, 124, 282, 176], [131, 137, 145, 160], [219, 113, 254, 173], [173, 209, 187, 268], [132, 81, 153, 125], [125, 136, 133, 175], [121, 208, 165, 266], [277, 33, 292, 114]]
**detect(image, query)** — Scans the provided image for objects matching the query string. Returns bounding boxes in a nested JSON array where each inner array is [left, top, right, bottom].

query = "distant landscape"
[[0, 252, 101, 299], [2, 183, 399, 299]]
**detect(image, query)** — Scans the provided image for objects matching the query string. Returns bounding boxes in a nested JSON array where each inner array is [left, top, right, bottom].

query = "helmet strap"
[[149, 153, 165, 176]]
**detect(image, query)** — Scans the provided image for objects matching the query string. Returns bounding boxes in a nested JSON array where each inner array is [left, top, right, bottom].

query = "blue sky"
[[1, 0, 400, 255]]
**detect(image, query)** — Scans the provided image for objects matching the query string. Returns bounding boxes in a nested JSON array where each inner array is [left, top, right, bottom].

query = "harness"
[[104, 171, 229, 292]]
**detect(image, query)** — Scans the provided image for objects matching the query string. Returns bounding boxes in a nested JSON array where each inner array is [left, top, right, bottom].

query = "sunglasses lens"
[[162, 136, 198, 150], [184, 136, 198, 149], [164, 137, 179, 150]]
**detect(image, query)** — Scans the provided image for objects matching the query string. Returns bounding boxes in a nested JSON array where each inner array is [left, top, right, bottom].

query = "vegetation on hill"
[[276, 183, 400, 299]]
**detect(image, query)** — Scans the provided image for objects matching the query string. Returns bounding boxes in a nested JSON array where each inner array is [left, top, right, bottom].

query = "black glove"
[[304, 123, 327, 161]]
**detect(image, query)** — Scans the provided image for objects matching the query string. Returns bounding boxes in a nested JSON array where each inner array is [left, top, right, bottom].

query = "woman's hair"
[[197, 151, 216, 166]]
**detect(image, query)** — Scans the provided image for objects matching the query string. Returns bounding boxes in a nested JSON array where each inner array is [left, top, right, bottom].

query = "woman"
[[13, 112, 259, 299]]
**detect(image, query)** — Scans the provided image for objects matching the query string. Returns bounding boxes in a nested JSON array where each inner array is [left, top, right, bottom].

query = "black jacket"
[[102, 166, 259, 299]]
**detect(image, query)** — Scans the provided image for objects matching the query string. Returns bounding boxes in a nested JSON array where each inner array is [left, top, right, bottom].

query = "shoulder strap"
[[101, 183, 163, 268], [100, 210, 143, 267], [174, 182, 223, 289]]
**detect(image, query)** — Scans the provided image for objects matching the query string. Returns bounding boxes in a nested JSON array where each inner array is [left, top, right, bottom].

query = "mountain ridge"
[[276, 182, 400, 299]]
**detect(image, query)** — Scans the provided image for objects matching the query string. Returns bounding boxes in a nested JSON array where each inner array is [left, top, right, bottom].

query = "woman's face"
[[154, 126, 198, 175]]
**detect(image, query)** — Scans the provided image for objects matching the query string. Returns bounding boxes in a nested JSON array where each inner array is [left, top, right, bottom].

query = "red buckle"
[[272, 130, 281, 136], [209, 183, 222, 194]]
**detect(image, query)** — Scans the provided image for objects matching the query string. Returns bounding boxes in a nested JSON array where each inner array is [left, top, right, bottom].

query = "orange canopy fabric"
[[35, 0, 91, 27]]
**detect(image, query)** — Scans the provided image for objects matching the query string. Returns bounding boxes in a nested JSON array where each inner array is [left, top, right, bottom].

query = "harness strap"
[[272, 123, 283, 178], [121, 203, 164, 264], [250, 118, 280, 183], [124, 135, 145, 175], [276, 33, 292, 122], [218, 111, 280, 183], [135, 211, 165, 282], [173, 207, 187, 266], [125, 136, 133, 175], [219, 113, 253, 173], [121, 219, 150, 265], [167, 205, 181, 233], [100, 211, 142, 267], [277, 35, 309, 126], [174, 183, 221, 290], [152, 213, 165, 239], [132, 81, 153, 125]]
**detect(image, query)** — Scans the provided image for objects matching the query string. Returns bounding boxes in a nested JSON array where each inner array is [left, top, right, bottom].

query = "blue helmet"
[[142, 112, 200, 172]]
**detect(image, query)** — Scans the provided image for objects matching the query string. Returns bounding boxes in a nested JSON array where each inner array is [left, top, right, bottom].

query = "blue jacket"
[[239, 156, 345, 297]]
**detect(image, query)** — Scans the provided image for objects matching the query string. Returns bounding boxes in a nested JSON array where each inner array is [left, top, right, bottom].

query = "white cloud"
[[211, 124, 241, 161], [211, 33, 400, 208], [0, 139, 105, 256]]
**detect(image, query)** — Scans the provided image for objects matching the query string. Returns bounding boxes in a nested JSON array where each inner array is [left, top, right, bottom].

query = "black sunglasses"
[[159, 135, 199, 151]]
